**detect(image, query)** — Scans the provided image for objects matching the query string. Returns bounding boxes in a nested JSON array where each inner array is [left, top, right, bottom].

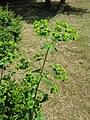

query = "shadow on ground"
[[8, 2, 56, 24], [8, 1, 89, 24], [63, 4, 89, 15]]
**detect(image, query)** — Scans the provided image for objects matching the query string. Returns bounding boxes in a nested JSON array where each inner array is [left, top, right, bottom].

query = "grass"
[[8, 0, 90, 119]]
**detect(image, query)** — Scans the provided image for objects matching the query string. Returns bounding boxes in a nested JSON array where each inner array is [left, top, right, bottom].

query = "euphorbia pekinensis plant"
[[33, 19, 77, 119], [0, 19, 77, 120]]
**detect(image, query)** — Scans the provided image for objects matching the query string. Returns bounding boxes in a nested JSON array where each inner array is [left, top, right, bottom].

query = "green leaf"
[[30, 88, 36, 96], [34, 53, 44, 61], [19, 58, 26, 63], [42, 73, 52, 85], [41, 44, 50, 50], [0, 115, 3, 120], [50, 85, 59, 94], [54, 47, 58, 51], [50, 43, 55, 51], [41, 93, 49, 103], [32, 68, 41, 73], [35, 113, 45, 120], [24, 112, 29, 120], [50, 43, 58, 51]]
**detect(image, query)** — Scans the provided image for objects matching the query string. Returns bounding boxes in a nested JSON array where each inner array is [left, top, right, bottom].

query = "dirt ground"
[[8, 0, 90, 119]]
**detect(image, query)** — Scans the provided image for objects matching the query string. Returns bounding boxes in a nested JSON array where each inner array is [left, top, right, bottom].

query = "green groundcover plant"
[[0, 19, 78, 120]]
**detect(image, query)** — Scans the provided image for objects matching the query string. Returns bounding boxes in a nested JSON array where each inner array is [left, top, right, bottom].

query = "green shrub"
[[0, 6, 21, 42], [0, 6, 21, 70], [0, 72, 39, 120]]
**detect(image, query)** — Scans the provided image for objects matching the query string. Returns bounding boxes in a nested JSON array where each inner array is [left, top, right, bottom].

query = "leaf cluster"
[[52, 20, 78, 41], [34, 19, 78, 42], [53, 64, 67, 81], [34, 19, 51, 37]]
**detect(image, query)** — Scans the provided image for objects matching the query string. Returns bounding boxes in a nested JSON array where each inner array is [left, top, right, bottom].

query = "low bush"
[[0, 6, 21, 71]]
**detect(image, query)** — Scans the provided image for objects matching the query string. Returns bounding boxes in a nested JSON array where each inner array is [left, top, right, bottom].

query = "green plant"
[[33, 19, 77, 119], [53, 64, 67, 81], [0, 19, 77, 120], [0, 6, 21, 83]]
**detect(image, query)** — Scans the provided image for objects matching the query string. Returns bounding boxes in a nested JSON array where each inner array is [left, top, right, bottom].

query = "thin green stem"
[[0, 68, 4, 84], [29, 110, 33, 120], [34, 45, 50, 100]]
